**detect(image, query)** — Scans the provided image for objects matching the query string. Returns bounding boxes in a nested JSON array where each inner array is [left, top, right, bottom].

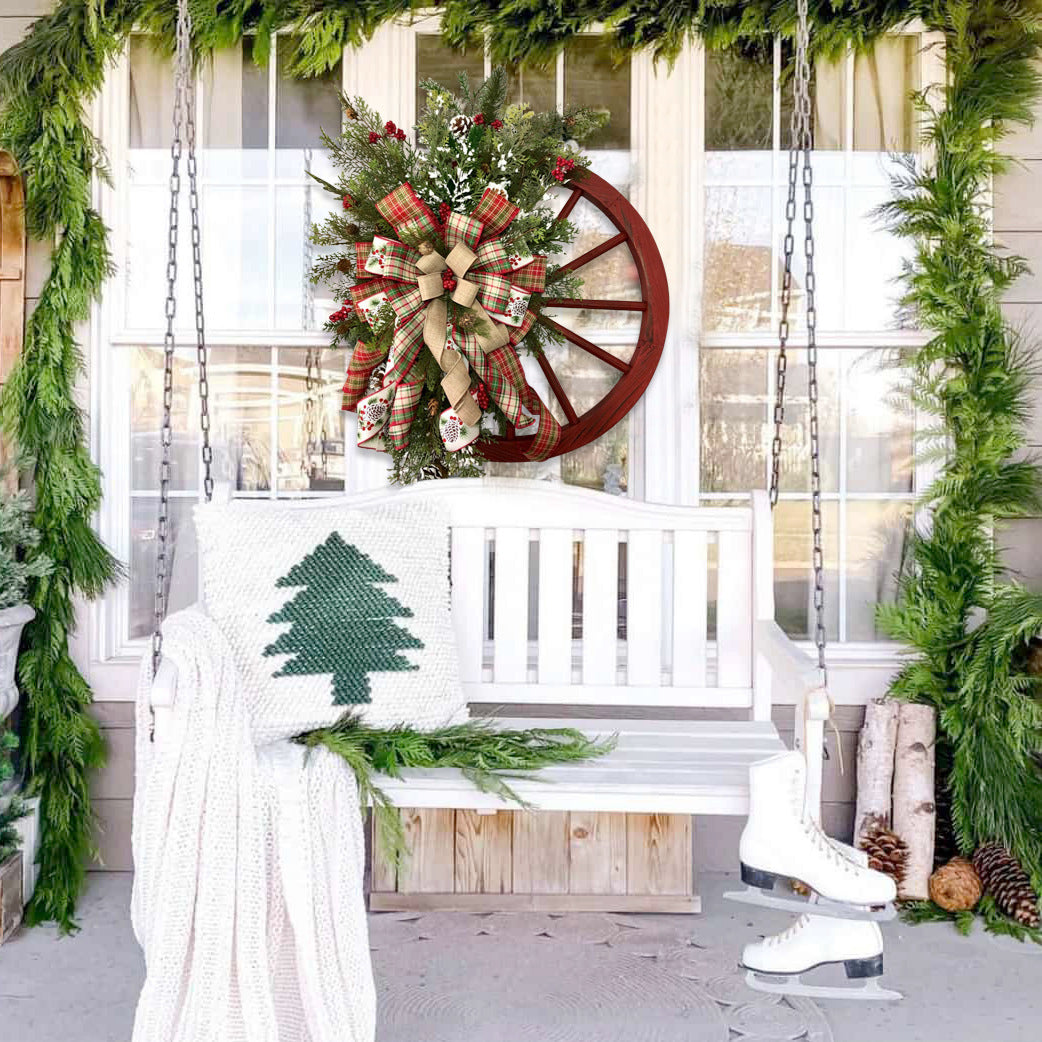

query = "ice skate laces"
[[801, 816, 856, 873], [764, 915, 811, 947]]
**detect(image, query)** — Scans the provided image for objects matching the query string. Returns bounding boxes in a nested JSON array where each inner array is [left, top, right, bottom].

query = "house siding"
[[0, 16, 1037, 871]]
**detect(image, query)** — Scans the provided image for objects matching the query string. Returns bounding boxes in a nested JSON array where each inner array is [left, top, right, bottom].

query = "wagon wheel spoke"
[[538, 314, 632, 374], [557, 232, 628, 276], [555, 188, 582, 224], [536, 353, 579, 425], [542, 298, 647, 312]]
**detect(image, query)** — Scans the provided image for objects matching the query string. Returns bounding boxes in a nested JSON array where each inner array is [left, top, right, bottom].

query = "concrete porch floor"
[[1, 872, 1039, 1042]]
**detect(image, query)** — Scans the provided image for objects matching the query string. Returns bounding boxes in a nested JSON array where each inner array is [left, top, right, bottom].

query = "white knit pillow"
[[193, 498, 467, 743]]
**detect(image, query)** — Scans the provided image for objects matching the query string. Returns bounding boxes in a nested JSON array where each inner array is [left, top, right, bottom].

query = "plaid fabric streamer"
[[346, 181, 560, 453], [509, 258, 547, 294], [366, 236, 422, 282], [470, 189, 519, 237], [376, 183, 440, 242], [342, 340, 388, 412], [445, 212, 483, 250], [385, 378, 424, 450]]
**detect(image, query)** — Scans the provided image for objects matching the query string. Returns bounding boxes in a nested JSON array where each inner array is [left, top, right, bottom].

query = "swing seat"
[[151, 479, 827, 912]]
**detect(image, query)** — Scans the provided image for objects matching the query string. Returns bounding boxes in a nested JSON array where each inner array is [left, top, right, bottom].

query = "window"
[[699, 36, 925, 644], [102, 36, 346, 651]]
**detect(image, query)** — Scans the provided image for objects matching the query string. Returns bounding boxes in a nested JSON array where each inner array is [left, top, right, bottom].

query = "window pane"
[[773, 500, 840, 641], [705, 44, 773, 150], [699, 348, 839, 494], [846, 350, 913, 493], [564, 37, 630, 151], [129, 495, 197, 640], [505, 62, 557, 112], [700, 349, 768, 493], [276, 348, 347, 493], [129, 36, 174, 153], [130, 346, 199, 492], [704, 186, 773, 331], [201, 39, 268, 150], [846, 500, 912, 641], [415, 35, 484, 121], [854, 36, 919, 153], [275, 38, 341, 150]]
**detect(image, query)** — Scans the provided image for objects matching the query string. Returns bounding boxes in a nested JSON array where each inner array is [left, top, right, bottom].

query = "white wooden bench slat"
[[492, 526, 530, 683], [671, 530, 708, 687], [626, 529, 663, 686], [487, 718, 782, 737], [581, 529, 619, 687], [716, 528, 753, 692], [451, 526, 486, 685], [536, 528, 574, 685]]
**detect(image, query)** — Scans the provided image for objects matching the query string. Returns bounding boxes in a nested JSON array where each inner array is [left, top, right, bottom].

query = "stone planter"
[[0, 602, 33, 720]]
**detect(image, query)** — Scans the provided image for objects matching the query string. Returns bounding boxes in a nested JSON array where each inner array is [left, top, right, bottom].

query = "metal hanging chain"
[[152, 0, 214, 686], [769, 0, 828, 683]]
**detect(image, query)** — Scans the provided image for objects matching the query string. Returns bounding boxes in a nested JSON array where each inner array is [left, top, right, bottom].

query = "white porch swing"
[[148, 0, 834, 915]]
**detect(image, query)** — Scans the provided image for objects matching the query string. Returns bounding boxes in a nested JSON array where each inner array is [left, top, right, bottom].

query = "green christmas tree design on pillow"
[[263, 532, 423, 705]]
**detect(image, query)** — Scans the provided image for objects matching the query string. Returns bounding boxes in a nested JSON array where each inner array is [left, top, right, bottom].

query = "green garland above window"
[[0, 0, 1040, 930]]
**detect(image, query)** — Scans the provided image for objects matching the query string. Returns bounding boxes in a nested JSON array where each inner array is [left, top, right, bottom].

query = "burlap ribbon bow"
[[341, 182, 561, 458]]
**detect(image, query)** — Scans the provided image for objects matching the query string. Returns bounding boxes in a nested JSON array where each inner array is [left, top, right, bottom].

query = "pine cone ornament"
[[858, 814, 908, 888], [929, 857, 982, 912], [973, 842, 1040, 928]]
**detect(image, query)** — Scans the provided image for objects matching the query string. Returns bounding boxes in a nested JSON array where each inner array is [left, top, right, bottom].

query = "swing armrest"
[[754, 620, 821, 700]]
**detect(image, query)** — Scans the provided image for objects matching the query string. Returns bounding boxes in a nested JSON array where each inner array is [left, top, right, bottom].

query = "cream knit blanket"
[[131, 607, 375, 1042]]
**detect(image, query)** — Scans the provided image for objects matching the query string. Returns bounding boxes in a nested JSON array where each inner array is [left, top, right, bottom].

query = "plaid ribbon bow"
[[341, 182, 560, 459]]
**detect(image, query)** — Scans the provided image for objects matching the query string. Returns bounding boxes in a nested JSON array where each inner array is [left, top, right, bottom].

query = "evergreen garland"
[[1, 0, 1041, 928], [876, 1, 1042, 906]]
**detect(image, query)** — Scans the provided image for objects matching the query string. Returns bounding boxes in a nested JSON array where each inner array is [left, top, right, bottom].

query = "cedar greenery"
[[1, 0, 1041, 928], [296, 713, 615, 866], [875, 1, 1042, 926]]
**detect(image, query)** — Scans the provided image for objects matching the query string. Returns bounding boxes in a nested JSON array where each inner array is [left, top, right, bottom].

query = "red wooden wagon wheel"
[[479, 170, 669, 463]]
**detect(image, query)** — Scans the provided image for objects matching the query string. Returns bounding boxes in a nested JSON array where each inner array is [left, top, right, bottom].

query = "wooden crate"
[[0, 851, 23, 944], [370, 808, 699, 913]]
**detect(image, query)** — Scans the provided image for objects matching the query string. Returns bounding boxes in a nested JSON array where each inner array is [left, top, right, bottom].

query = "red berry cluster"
[[491, 119, 504, 131], [342, 194, 353, 210], [551, 155, 576, 182], [474, 383, 490, 410], [368, 131, 380, 144], [473, 113, 486, 126], [441, 271, 457, 292], [328, 298, 353, 323], [384, 120, 407, 141], [438, 202, 451, 224]]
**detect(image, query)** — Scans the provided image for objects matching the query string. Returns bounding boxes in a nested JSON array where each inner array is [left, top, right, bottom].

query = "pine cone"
[[858, 814, 908, 888], [929, 857, 982, 912], [973, 842, 1040, 928]]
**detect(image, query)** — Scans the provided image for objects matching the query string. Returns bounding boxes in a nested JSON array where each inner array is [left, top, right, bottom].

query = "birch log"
[[854, 697, 900, 842], [892, 703, 937, 900]]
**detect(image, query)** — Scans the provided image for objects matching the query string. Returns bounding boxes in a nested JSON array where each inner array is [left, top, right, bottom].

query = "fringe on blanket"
[[132, 607, 375, 1042]]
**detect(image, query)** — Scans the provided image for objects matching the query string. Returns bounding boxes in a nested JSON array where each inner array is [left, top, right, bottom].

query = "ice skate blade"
[[743, 968, 902, 1002], [722, 884, 896, 922]]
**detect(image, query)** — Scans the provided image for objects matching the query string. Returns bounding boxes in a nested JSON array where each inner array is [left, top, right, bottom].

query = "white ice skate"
[[724, 751, 897, 921], [741, 914, 902, 1001]]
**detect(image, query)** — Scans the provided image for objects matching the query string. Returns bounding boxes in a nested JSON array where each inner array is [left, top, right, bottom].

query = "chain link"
[[151, 0, 213, 710], [769, 0, 828, 683]]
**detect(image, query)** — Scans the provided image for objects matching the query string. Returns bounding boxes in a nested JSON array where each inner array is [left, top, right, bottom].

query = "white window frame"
[[78, 19, 945, 703]]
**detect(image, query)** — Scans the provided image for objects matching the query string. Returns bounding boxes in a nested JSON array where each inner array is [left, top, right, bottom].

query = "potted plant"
[[0, 476, 51, 721], [0, 721, 26, 940]]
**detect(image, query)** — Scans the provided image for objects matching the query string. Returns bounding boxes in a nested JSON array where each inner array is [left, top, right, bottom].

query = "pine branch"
[[296, 713, 616, 864]]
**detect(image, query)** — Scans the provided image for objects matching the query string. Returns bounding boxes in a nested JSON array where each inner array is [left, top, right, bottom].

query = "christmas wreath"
[[312, 69, 607, 483]]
